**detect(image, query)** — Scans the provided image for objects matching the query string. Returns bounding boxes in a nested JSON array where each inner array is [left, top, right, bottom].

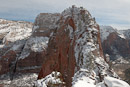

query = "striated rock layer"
[[0, 19, 33, 77], [0, 14, 60, 86], [37, 6, 129, 87], [16, 13, 60, 74]]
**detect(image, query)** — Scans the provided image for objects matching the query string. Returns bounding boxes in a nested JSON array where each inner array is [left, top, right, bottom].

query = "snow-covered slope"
[[0, 14, 60, 86], [100, 26, 126, 42], [0, 19, 32, 44], [0, 19, 39, 86], [0, 73, 38, 87], [19, 13, 60, 59], [0, 19, 33, 58]]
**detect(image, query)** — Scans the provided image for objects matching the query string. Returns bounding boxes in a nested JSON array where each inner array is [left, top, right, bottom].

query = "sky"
[[0, 0, 130, 29]]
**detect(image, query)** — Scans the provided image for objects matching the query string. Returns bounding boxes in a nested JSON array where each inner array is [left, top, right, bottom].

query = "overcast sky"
[[0, 0, 130, 29]]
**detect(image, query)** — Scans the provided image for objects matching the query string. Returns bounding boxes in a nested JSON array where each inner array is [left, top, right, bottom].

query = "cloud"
[[0, 0, 130, 29]]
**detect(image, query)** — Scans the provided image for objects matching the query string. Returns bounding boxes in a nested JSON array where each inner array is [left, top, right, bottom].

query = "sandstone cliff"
[[36, 6, 129, 87]]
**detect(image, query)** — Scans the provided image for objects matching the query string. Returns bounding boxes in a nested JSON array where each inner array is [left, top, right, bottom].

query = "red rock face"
[[38, 7, 104, 87], [38, 17, 76, 87], [0, 50, 17, 75], [95, 25, 104, 58], [102, 32, 130, 60]]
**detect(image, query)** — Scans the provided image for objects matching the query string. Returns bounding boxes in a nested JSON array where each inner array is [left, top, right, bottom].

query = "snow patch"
[[19, 37, 49, 59], [104, 76, 130, 87], [33, 25, 39, 32], [118, 34, 126, 39], [100, 26, 116, 42], [35, 71, 65, 87], [100, 26, 126, 42], [0, 20, 32, 43]]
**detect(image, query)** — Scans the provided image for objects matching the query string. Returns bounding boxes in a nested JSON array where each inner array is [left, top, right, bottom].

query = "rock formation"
[[0, 14, 61, 86], [0, 19, 32, 76], [0, 19, 37, 86], [16, 13, 60, 73], [36, 6, 129, 87], [100, 26, 130, 84], [100, 26, 130, 60]]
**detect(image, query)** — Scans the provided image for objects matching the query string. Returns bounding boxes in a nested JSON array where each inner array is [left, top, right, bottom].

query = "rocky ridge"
[[36, 6, 130, 87]]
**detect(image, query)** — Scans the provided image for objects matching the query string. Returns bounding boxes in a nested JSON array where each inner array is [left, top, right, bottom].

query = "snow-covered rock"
[[0, 73, 38, 87], [100, 25, 130, 84], [0, 19, 32, 44], [100, 26, 126, 42], [97, 76, 130, 87], [104, 76, 130, 87], [35, 71, 65, 87], [100, 25, 130, 60], [37, 6, 129, 87], [19, 37, 49, 59]]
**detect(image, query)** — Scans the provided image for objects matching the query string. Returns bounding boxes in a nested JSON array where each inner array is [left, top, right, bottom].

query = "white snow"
[[73, 73, 130, 87], [100, 25, 126, 42], [19, 36, 49, 59], [100, 26, 116, 42], [113, 57, 129, 64], [72, 68, 96, 87], [0, 19, 32, 43], [35, 71, 65, 87], [0, 44, 4, 48], [0, 73, 38, 87], [29, 37, 49, 52], [118, 33, 126, 39], [33, 25, 39, 30], [104, 76, 130, 87], [3, 26, 32, 42], [96, 82, 106, 87], [73, 80, 96, 87], [30, 37, 49, 52]]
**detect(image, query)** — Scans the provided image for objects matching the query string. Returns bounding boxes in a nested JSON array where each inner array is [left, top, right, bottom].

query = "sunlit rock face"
[[36, 6, 129, 87]]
